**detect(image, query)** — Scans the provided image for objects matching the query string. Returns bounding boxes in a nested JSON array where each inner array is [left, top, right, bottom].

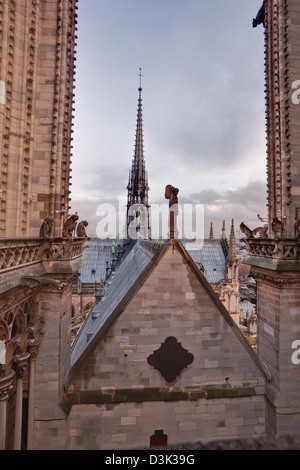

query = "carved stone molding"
[[250, 267, 300, 286], [0, 370, 15, 400], [27, 340, 40, 362], [0, 290, 44, 374], [13, 353, 30, 380], [0, 286, 37, 315]]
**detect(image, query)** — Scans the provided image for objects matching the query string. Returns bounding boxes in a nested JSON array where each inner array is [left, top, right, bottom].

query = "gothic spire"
[[127, 70, 149, 206], [126, 69, 150, 238], [227, 219, 238, 265], [222, 220, 226, 240], [209, 222, 214, 240]]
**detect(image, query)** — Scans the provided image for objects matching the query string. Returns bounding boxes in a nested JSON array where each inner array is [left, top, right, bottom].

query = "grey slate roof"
[[79, 238, 133, 284], [79, 238, 227, 287], [79, 239, 114, 284], [71, 240, 168, 371], [183, 240, 226, 284]]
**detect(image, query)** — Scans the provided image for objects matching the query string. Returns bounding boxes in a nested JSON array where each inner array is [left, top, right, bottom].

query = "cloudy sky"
[[70, 0, 267, 239]]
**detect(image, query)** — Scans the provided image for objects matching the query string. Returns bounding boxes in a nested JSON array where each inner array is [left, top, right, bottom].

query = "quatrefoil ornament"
[[147, 337, 194, 384]]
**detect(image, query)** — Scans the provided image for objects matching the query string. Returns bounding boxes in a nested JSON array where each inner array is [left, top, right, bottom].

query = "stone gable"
[[69, 241, 267, 449]]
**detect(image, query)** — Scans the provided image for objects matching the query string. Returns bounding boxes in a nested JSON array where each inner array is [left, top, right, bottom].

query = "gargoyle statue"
[[272, 217, 284, 239], [239, 222, 254, 253], [62, 214, 79, 238], [240, 222, 254, 238], [253, 226, 268, 238], [39, 217, 54, 238], [77, 220, 89, 238], [253, 1, 266, 28]]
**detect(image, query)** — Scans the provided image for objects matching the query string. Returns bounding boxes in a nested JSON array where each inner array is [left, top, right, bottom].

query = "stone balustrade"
[[0, 240, 41, 271], [243, 238, 300, 270], [245, 239, 299, 259], [0, 238, 87, 274]]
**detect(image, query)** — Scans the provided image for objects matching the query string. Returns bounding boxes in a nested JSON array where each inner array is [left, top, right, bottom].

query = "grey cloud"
[[188, 189, 222, 205], [225, 180, 267, 206], [186, 179, 267, 237], [79, 165, 129, 198], [189, 179, 267, 212]]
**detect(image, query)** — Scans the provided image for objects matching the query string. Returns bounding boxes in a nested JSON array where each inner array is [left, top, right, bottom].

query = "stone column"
[[34, 282, 73, 449], [0, 370, 15, 450], [27, 344, 39, 450], [13, 355, 29, 450]]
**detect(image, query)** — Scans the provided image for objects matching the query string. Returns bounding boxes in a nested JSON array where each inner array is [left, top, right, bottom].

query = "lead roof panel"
[[183, 240, 226, 283], [79, 238, 227, 286]]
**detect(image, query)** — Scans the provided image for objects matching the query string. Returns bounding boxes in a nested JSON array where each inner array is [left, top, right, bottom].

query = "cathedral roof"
[[78, 238, 135, 285], [70, 239, 270, 382], [79, 238, 227, 287], [78, 239, 117, 284]]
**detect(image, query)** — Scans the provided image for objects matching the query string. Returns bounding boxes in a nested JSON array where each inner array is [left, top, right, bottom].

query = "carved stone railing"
[[0, 239, 42, 271], [245, 239, 299, 260], [244, 238, 300, 270], [41, 238, 87, 262], [0, 238, 87, 273]]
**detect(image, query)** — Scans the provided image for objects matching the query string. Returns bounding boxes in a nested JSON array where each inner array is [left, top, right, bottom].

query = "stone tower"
[[0, 0, 85, 450], [0, 0, 77, 238], [247, 0, 300, 437], [126, 70, 150, 239]]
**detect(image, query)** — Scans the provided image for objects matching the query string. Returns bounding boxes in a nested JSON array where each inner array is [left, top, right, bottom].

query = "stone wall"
[[69, 397, 265, 450], [254, 269, 300, 436]]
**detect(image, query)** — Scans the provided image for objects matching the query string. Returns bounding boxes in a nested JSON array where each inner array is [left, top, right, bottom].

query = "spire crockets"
[[126, 69, 150, 239], [227, 219, 238, 265], [209, 222, 214, 240]]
